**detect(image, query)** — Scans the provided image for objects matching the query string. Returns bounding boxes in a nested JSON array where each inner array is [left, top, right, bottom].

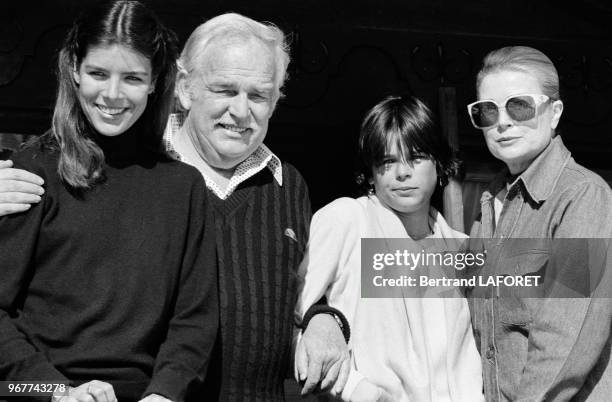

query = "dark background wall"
[[1, 0, 611, 211]]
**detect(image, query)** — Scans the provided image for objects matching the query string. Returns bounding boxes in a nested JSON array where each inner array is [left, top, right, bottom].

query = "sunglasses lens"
[[470, 102, 499, 128], [506, 96, 537, 122]]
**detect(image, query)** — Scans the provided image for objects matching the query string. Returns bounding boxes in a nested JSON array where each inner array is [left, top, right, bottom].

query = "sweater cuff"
[[12, 355, 70, 382], [9, 359, 70, 402], [144, 369, 190, 402]]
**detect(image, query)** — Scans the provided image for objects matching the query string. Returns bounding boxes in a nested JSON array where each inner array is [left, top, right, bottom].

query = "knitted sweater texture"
[[200, 164, 311, 401], [0, 131, 218, 401]]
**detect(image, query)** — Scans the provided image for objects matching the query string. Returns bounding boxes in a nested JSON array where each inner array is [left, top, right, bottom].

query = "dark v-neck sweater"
[[0, 130, 218, 401], [199, 164, 311, 401]]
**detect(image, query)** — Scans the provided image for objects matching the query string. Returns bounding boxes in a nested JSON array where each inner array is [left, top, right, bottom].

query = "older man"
[[0, 13, 347, 401]]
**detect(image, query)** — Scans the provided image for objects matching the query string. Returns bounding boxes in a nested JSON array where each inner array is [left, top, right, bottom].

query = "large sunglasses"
[[467, 94, 550, 129]]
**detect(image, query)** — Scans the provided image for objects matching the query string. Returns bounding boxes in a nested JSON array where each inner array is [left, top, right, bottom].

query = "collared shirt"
[[163, 112, 283, 200], [468, 136, 612, 401]]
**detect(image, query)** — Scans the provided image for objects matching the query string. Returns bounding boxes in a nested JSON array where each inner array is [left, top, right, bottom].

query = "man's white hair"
[[178, 12, 290, 102]]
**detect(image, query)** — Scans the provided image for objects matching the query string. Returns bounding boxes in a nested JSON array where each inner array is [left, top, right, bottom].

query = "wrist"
[[300, 304, 350, 343]]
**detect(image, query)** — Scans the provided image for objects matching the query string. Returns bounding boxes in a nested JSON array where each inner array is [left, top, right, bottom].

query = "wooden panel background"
[[1, 0, 611, 210]]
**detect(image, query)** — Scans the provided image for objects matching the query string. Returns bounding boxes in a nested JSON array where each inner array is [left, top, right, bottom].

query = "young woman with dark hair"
[[0, 2, 217, 401], [51, 0, 177, 189], [295, 95, 483, 401]]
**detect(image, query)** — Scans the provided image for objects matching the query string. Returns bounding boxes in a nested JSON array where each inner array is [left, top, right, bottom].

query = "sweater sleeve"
[[144, 175, 219, 401], [0, 150, 68, 381]]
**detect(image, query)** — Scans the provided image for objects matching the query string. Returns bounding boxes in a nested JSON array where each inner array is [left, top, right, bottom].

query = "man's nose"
[[228, 92, 250, 121]]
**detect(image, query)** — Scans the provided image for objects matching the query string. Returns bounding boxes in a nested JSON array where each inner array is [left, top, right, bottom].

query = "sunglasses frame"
[[466, 93, 551, 129]]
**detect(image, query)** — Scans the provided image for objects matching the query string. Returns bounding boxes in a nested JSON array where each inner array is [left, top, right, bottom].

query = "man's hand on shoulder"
[[296, 313, 350, 396], [0, 160, 45, 216]]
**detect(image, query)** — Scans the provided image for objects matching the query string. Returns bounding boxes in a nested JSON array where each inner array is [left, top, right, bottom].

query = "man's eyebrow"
[[253, 82, 276, 92], [205, 80, 236, 89], [206, 81, 275, 94], [253, 85, 274, 92]]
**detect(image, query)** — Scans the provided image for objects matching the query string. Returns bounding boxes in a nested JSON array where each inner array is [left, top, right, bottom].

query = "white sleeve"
[[294, 198, 367, 399], [295, 197, 363, 321]]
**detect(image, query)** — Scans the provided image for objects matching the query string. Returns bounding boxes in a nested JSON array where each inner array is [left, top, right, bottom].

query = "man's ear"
[[550, 99, 564, 130], [176, 70, 192, 111]]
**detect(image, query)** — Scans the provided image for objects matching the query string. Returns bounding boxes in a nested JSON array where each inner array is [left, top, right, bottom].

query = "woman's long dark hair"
[[48, 0, 178, 190]]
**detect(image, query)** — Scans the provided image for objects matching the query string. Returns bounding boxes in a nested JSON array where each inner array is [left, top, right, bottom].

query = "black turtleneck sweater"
[[0, 130, 218, 402]]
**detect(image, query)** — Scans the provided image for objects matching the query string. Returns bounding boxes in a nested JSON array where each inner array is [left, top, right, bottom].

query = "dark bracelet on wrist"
[[300, 304, 350, 343]]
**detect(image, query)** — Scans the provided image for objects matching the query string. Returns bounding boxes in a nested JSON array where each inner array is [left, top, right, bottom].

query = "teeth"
[[97, 105, 126, 115], [221, 124, 247, 133]]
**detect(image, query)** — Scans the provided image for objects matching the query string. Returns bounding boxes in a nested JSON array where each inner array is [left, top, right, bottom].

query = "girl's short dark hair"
[[47, 0, 178, 190], [356, 95, 460, 194]]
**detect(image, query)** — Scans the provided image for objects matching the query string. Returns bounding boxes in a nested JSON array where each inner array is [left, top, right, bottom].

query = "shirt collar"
[[517, 135, 571, 203], [480, 136, 571, 205], [163, 113, 283, 199]]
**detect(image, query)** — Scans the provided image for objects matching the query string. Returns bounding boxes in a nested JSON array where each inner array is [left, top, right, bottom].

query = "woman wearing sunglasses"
[[466, 46, 612, 401]]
